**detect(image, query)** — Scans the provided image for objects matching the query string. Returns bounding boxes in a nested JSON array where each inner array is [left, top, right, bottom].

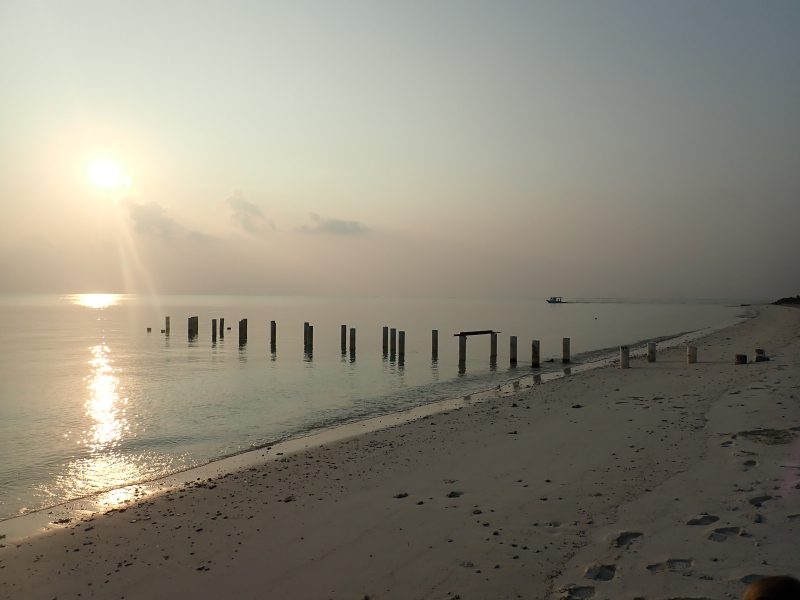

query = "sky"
[[1, 0, 798, 300]]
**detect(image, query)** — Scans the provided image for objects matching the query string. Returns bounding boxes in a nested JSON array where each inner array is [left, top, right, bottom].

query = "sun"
[[88, 158, 132, 190]]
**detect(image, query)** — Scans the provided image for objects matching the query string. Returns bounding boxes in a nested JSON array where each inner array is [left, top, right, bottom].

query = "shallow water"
[[0, 294, 743, 520]]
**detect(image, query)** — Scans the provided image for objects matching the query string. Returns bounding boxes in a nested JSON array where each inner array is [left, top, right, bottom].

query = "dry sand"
[[1, 305, 799, 600]]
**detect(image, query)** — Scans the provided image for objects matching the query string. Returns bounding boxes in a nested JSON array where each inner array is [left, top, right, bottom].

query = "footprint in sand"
[[560, 585, 595, 599], [646, 558, 693, 573], [686, 514, 719, 526], [584, 564, 616, 581], [708, 526, 748, 542], [749, 495, 773, 508], [613, 531, 643, 548]]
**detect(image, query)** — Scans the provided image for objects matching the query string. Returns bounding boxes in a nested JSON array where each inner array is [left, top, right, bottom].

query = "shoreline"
[[0, 311, 750, 542], [1, 304, 797, 599], [0, 310, 752, 542]]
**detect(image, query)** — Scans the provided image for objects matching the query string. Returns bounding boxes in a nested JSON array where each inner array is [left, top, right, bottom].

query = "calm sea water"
[[0, 294, 744, 521]]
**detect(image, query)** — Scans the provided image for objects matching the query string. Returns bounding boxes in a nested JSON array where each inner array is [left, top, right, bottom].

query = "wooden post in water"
[[509, 336, 517, 366], [562, 337, 571, 364], [165, 316, 171, 336], [238, 318, 247, 345], [620, 345, 630, 369], [188, 316, 198, 339], [349, 327, 356, 357], [219, 318, 224, 339], [431, 329, 439, 361], [307, 325, 314, 353], [341, 325, 347, 353], [490, 332, 498, 360], [398, 331, 405, 362], [212, 319, 217, 343], [687, 345, 697, 364], [303, 322, 309, 352], [458, 334, 467, 366], [270, 320, 276, 349], [382, 326, 389, 355], [647, 342, 657, 363], [531, 340, 540, 368], [390, 328, 397, 356]]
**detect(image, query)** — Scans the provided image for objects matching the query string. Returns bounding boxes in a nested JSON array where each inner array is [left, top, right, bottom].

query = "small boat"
[[546, 296, 564, 304]]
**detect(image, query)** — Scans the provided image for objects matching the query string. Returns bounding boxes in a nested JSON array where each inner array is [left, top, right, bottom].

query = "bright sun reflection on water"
[[70, 293, 121, 309], [47, 344, 144, 509], [85, 345, 128, 450]]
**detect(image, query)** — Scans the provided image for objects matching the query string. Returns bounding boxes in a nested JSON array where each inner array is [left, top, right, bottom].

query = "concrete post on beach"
[[510, 336, 517, 366], [531, 339, 540, 368], [687, 345, 697, 364], [349, 327, 356, 359], [382, 326, 389, 355], [562, 337, 571, 364], [647, 342, 657, 363], [165, 316, 171, 336], [219, 318, 224, 339], [270, 320, 276, 351], [735, 353, 747, 365], [431, 329, 438, 361], [390, 328, 397, 357], [398, 331, 405, 363], [341, 325, 347, 353], [620, 345, 630, 369], [212, 319, 217, 343], [238, 319, 247, 346]]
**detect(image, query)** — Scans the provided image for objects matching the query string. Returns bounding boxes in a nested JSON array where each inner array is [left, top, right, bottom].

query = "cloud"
[[125, 201, 182, 239], [124, 200, 213, 242], [297, 212, 369, 235], [226, 190, 274, 236]]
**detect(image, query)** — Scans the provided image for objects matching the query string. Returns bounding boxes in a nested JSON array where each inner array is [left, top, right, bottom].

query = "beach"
[[1, 304, 798, 599]]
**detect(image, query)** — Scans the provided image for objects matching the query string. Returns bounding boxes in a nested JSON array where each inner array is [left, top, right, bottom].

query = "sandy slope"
[[1, 305, 798, 600]]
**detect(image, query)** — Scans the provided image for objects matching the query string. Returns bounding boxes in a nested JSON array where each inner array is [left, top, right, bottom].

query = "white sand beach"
[[1, 305, 799, 600]]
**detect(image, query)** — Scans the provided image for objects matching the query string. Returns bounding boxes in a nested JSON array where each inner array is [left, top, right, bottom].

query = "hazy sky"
[[1, 1, 798, 300]]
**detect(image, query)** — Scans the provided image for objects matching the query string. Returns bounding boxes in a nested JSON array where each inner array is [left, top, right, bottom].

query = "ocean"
[[0, 294, 745, 522]]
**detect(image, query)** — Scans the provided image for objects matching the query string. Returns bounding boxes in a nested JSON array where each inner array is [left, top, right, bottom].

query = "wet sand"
[[1, 305, 799, 600]]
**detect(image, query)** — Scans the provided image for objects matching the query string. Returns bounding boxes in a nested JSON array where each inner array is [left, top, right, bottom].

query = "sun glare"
[[88, 159, 131, 190], [71, 293, 121, 309]]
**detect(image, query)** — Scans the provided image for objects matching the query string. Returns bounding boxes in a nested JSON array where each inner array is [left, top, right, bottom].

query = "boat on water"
[[546, 296, 565, 304]]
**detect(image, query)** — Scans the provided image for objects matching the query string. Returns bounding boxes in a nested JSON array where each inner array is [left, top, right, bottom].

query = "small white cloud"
[[124, 200, 213, 242], [297, 212, 369, 235], [227, 190, 274, 236], [125, 201, 181, 239]]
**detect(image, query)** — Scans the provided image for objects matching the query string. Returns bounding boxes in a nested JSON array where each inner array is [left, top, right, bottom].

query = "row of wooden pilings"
[[618, 343, 765, 366], [169, 317, 764, 369], [617, 342, 698, 367], [161, 316, 576, 367]]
